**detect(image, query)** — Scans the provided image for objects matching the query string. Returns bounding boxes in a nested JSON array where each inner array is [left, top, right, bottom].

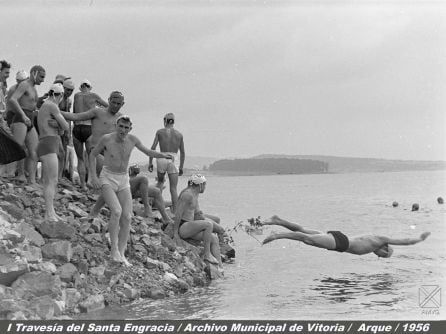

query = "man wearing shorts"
[[36, 84, 69, 222], [9, 65, 46, 185], [72, 79, 108, 189], [89, 115, 172, 266], [61, 91, 123, 190], [148, 113, 185, 212]]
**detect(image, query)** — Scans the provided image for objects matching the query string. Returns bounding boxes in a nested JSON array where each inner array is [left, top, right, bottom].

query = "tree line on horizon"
[[208, 158, 328, 174]]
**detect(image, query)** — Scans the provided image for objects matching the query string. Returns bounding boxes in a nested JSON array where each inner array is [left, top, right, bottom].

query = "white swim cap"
[[63, 79, 75, 89], [49, 83, 64, 94], [80, 79, 92, 88], [16, 70, 28, 81], [188, 174, 207, 185]]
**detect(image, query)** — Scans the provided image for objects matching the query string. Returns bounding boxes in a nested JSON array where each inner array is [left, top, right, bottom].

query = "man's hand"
[[90, 177, 101, 190], [163, 153, 174, 160], [23, 116, 32, 127], [148, 164, 153, 173]]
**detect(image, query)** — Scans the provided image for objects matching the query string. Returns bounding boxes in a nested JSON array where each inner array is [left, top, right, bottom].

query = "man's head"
[[79, 79, 92, 92], [163, 113, 175, 126], [16, 70, 28, 83], [108, 91, 125, 114], [62, 79, 75, 98], [48, 83, 64, 103], [188, 174, 207, 193], [0, 60, 11, 81], [373, 244, 394, 258], [129, 164, 140, 177], [115, 114, 132, 139], [54, 74, 67, 84], [30, 65, 46, 85]]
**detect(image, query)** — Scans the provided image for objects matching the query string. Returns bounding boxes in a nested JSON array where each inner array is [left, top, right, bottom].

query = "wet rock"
[[392, 201, 398, 207], [12, 271, 62, 299], [79, 294, 105, 313], [220, 243, 235, 260], [41, 240, 72, 262], [438, 197, 444, 204], [38, 220, 75, 239], [57, 263, 78, 283], [204, 262, 224, 280], [412, 203, 419, 211], [14, 222, 45, 247]]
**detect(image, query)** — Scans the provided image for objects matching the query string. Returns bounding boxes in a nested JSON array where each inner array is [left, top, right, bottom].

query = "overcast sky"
[[1, 0, 445, 162]]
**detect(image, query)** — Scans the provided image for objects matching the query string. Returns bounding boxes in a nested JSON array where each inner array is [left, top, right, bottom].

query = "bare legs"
[[73, 137, 87, 190], [179, 220, 221, 266], [11, 123, 38, 184], [40, 153, 61, 221], [101, 185, 133, 266], [157, 171, 178, 213]]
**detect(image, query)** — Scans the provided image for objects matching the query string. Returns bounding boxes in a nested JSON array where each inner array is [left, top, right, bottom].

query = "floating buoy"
[[392, 201, 398, 207], [412, 203, 419, 211], [438, 197, 444, 204]]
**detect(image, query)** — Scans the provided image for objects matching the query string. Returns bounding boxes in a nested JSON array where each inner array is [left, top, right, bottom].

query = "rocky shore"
[[0, 176, 232, 320]]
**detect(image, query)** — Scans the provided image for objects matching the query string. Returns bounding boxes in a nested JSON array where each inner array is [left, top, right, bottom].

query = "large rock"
[[0, 254, 29, 286], [38, 220, 75, 239], [11, 271, 62, 300], [56, 263, 78, 283], [0, 202, 26, 220], [14, 222, 45, 247], [41, 240, 72, 262], [78, 294, 105, 313]]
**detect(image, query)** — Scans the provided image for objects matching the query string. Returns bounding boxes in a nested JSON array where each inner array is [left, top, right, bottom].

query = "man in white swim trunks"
[[89, 115, 173, 266], [148, 113, 185, 212]]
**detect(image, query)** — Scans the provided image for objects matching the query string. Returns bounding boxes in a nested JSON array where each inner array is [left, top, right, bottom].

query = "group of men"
[[1, 60, 227, 269]]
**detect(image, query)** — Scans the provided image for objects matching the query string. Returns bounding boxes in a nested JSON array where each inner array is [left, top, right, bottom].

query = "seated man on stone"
[[261, 215, 430, 258]]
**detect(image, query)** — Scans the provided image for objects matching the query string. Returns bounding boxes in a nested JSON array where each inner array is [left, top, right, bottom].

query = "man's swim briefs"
[[37, 136, 60, 157], [327, 230, 349, 252]]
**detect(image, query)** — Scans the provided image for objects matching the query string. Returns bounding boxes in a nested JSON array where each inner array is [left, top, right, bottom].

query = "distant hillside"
[[135, 156, 219, 173], [253, 154, 446, 173], [209, 157, 328, 175]]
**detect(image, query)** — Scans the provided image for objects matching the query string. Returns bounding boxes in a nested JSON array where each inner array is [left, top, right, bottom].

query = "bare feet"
[[121, 256, 132, 267], [204, 254, 219, 265], [111, 250, 123, 263], [261, 215, 282, 226]]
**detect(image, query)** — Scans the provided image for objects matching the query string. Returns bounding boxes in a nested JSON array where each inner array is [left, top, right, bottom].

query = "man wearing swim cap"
[[148, 112, 185, 213], [9, 65, 46, 185], [174, 174, 223, 268], [36, 84, 69, 222], [261, 215, 430, 258], [61, 90, 124, 190], [89, 115, 173, 266]]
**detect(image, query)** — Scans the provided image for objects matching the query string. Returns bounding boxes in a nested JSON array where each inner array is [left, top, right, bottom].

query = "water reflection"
[[311, 273, 402, 305]]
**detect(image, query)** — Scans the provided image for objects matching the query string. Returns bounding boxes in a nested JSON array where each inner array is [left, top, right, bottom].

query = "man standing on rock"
[[148, 113, 185, 213], [89, 115, 173, 266], [60, 91, 125, 190]]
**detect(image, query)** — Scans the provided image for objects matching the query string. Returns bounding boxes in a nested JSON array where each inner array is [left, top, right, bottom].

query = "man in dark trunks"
[[261, 215, 430, 258], [9, 65, 46, 185]]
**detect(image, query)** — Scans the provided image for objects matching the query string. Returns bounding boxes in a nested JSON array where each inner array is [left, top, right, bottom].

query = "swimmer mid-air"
[[261, 215, 430, 258]]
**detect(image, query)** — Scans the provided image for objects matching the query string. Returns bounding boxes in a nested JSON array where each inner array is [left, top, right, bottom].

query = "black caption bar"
[[0, 320, 445, 334]]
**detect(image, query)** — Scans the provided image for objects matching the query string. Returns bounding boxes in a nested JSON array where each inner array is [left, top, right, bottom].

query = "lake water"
[[84, 170, 446, 320]]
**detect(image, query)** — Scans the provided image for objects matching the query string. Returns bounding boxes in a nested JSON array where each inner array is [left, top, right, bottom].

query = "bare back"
[[156, 128, 183, 153]]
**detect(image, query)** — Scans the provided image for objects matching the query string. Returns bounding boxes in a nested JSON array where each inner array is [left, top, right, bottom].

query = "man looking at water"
[[60, 91, 125, 189], [261, 215, 430, 258], [148, 113, 185, 212], [89, 115, 173, 266], [9, 65, 46, 185], [174, 174, 222, 268]]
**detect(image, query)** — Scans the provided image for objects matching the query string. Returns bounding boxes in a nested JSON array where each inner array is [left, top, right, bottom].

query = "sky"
[[1, 0, 445, 162]]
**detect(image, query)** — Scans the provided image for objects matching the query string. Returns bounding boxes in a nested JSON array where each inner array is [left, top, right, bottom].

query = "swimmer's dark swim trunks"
[[327, 230, 349, 252], [72, 124, 92, 143], [11, 109, 35, 132], [37, 136, 60, 157]]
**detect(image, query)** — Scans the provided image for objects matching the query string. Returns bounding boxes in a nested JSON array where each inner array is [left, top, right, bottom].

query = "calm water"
[[85, 170, 446, 320]]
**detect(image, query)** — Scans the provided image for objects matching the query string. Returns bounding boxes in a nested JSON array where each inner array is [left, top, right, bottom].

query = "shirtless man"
[[261, 215, 430, 258], [174, 174, 222, 267], [36, 84, 69, 221], [61, 91, 124, 190], [148, 113, 185, 212], [9, 65, 46, 185], [88, 165, 174, 225], [72, 79, 108, 189], [89, 115, 172, 266]]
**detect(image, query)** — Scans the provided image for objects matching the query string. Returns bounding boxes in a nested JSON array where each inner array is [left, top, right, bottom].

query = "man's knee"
[[110, 206, 123, 218]]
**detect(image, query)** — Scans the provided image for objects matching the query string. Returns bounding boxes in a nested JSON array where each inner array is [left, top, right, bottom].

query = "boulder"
[[41, 240, 72, 262], [0, 257, 29, 286], [38, 220, 75, 239], [78, 294, 105, 313], [11, 271, 62, 299], [56, 263, 78, 283], [14, 222, 45, 247]]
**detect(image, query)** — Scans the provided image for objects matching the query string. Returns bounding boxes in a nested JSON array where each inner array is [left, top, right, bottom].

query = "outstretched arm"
[[179, 136, 185, 175], [385, 232, 431, 246], [62, 108, 96, 121], [135, 137, 170, 159], [148, 132, 159, 171]]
